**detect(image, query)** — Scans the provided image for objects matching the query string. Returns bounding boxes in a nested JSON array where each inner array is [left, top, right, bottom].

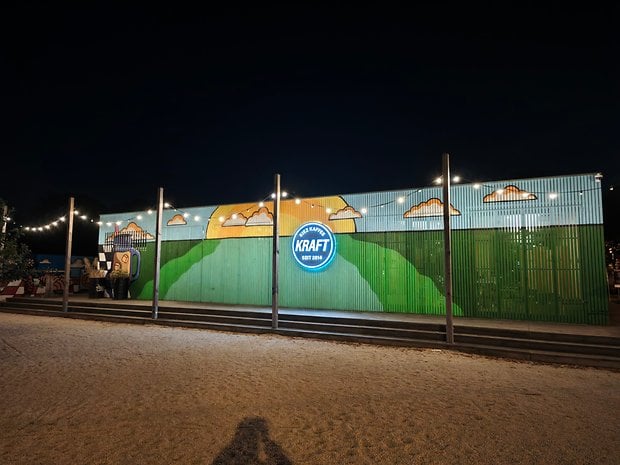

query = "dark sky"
[[2, 3, 619, 252]]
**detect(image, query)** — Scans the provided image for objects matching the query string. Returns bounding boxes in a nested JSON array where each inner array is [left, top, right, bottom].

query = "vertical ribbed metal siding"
[[447, 175, 606, 324], [125, 174, 607, 324]]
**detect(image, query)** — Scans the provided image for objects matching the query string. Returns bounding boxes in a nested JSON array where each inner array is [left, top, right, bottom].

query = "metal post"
[[1, 205, 7, 237], [62, 197, 74, 313], [272, 173, 280, 329], [1, 205, 8, 253], [442, 153, 454, 343], [152, 187, 164, 319]]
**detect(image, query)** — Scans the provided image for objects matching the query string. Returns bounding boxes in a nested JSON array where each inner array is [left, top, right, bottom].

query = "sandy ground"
[[0, 313, 618, 465]]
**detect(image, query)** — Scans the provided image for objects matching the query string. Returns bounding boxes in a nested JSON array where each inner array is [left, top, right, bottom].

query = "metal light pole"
[[1, 205, 8, 238], [272, 173, 280, 329], [152, 187, 164, 319], [442, 153, 454, 344], [62, 197, 75, 313]]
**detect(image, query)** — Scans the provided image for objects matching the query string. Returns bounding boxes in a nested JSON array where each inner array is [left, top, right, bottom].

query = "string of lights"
[[19, 209, 99, 233], [7, 172, 615, 235]]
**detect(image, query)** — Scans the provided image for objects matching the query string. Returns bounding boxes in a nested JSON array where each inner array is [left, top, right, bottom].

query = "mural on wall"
[[112, 251, 131, 274], [167, 214, 187, 226], [99, 222, 152, 283], [206, 197, 357, 239], [104, 221, 155, 241], [98, 174, 608, 324], [329, 206, 363, 220], [205, 195, 466, 238], [403, 198, 461, 218], [483, 185, 537, 202]]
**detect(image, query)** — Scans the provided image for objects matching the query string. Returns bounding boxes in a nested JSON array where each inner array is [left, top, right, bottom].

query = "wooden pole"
[[442, 153, 454, 343], [152, 187, 164, 319], [62, 197, 74, 313], [272, 174, 280, 329]]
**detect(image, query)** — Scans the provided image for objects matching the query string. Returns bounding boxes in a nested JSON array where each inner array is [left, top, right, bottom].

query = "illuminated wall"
[[98, 173, 609, 324]]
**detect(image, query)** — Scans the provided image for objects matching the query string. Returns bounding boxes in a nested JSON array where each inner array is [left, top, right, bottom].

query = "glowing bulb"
[[96, 221, 103, 225], [116, 221, 121, 225], [361, 208, 367, 214], [137, 215, 143, 220], [60, 216, 66, 222], [45, 225, 51, 229], [473, 183, 481, 189], [271, 193, 276, 199], [183, 212, 190, 218], [496, 189, 505, 195], [232, 214, 238, 219], [147, 210, 153, 215], [397, 196, 405, 204], [219, 216, 225, 222], [326, 208, 332, 214], [259, 202, 264, 207], [38, 227, 43, 231], [282, 191, 288, 198], [294, 198, 301, 205], [194, 216, 200, 222], [80, 215, 87, 220], [25, 227, 30, 231], [452, 176, 461, 183], [106, 222, 112, 226], [434, 177, 442, 185], [549, 193, 558, 200], [52, 221, 58, 226], [74, 210, 79, 215], [164, 202, 171, 208]]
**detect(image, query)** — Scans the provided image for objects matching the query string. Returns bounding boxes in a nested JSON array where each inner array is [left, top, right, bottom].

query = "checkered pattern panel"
[[98, 246, 113, 272]]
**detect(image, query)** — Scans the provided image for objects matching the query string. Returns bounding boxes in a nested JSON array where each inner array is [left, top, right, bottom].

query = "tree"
[[0, 199, 34, 283]]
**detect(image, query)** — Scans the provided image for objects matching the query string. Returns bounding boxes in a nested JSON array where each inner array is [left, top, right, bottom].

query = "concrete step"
[[1, 298, 619, 370], [455, 333, 620, 358]]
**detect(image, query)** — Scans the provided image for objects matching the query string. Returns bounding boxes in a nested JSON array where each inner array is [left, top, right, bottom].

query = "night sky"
[[2, 3, 618, 254]]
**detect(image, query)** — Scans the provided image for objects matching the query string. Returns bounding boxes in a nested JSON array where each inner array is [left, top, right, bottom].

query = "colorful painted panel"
[[99, 173, 608, 324]]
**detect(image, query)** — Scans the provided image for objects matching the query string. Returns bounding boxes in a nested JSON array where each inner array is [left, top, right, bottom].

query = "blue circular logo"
[[291, 222, 336, 271]]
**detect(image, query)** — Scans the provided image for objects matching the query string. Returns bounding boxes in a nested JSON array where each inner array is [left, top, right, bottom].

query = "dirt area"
[[1, 313, 618, 465]]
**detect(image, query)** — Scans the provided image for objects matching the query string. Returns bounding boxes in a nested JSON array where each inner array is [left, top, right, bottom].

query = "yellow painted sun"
[[206, 196, 356, 239]]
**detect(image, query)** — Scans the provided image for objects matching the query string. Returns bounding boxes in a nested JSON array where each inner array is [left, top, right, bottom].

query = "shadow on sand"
[[211, 416, 292, 465]]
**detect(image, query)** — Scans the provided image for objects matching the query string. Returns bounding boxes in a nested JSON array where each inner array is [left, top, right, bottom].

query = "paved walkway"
[[29, 294, 620, 338]]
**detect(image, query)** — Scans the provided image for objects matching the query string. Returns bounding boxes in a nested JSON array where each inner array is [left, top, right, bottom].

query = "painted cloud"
[[167, 214, 187, 226], [404, 198, 461, 218], [106, 222, 155, 240], [222, 213, 248, 227], [329, 206, 362, 220], [483, 185, 537, 202], [246, 207, 274, 226]]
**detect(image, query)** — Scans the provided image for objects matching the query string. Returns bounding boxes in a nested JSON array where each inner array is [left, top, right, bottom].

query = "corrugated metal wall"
[[111, 173, 609, 325]]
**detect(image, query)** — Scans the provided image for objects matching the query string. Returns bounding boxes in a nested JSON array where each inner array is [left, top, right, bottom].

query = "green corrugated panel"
[[279, 236, 383, 311], [131, 224, 607, 324], [134, 239, 220, 301], [449, 225, 608, 324], [343, 232, 462, 315]]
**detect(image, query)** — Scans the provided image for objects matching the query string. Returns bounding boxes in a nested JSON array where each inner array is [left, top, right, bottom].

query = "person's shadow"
[[211, 416, 292, 465]]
